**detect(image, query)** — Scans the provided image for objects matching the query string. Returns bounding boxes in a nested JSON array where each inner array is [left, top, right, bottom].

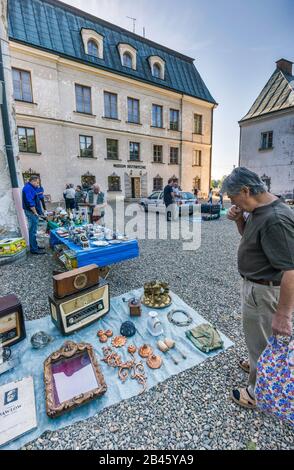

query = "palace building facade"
[[8, 0, 216, 202]]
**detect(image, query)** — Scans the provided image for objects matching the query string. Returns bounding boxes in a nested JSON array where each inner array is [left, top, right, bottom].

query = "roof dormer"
[[149, 56, 165, 80], [81, 28, 104, 59], [118, 43, 137, 70]]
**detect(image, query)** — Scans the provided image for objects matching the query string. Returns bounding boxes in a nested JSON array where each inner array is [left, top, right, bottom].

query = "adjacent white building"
[[239, 58, 294, 196], [8, 0, 217, 203]]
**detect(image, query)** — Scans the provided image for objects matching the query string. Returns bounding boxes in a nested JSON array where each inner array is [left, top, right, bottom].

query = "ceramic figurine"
[[147, 311, 163, 337]]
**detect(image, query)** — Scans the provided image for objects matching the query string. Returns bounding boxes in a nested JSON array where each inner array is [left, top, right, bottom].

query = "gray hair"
[[221, 167, 267, 196]]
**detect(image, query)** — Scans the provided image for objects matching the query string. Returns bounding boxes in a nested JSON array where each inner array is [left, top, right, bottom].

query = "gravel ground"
[[0, 208, 293, 450]]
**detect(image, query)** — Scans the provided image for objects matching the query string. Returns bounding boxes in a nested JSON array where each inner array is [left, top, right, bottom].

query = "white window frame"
[[118, 43, 137, 70], [148, 56, 165, 80], [81, 29, 104, 59]]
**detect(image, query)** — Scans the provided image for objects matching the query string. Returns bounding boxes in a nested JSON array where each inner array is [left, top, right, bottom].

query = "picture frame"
[[44, 341, 107, 418]]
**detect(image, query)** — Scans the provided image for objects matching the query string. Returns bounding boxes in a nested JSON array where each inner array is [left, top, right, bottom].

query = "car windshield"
[[149, 192, 160, 199], [180, 192, 194, 200]]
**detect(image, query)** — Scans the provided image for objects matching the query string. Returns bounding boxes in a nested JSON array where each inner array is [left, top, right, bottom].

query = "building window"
[[18, 127, 37, 153], [79, 135, 93, 158], [194, 114, 203, 134], [192, 150, 202, 166], [128, 97, 140, 123], [152, 104, 163, 128], [170, 109, 180, 131], [260, 131, 273, 150], [193, 177, 201, 190], [108, 175, 121, 191], [153, 176, 163, 191], [75, 84, 92, 114], [153, 63, 161, 78], [87, 39, 99, 57], [170, 147, 179, 164], [123, 52, 133, 68], [153, 145, 163, 163], [12, 68, 33, 102], [81, 172, 96, 190], [104, 92, 118, 119], [149, 56, 165, 80], [81, 29, 104, 59], [107, 139, 119, 160], [130, 142, 140, 161]]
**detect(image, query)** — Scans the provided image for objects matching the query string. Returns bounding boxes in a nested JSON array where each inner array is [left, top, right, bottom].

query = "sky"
[[63, 0, 294, 179]]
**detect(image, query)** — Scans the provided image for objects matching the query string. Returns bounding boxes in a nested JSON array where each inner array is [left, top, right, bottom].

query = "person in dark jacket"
[[163, 178, 175, 222], [36, 183, 46, 211], [75, 185, 85, 211], [22, 176, 46, 255]]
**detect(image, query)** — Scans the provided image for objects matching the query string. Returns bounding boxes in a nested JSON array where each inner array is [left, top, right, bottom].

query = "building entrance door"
[[131, 177, 141, 198]]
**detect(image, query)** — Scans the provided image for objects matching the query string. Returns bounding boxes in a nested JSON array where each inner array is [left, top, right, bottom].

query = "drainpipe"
[[208, 105, 215, 194], [0, 38, 28, 243], [179, 94, 184, 188]]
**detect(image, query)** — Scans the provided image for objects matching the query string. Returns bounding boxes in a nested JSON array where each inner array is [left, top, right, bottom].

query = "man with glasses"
[[222, 167, 294, 409]]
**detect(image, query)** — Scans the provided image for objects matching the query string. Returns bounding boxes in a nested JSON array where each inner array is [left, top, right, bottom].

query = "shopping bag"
[[255, 336, 294, 426]]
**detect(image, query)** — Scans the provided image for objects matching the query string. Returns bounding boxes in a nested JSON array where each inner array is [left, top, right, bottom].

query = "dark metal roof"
[[240, 68, 294, 122], [8, 0, 216, 104]]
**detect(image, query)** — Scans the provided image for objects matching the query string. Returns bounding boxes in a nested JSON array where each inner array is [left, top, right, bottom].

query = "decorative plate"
[[141, 294, 172, 309], [92, 241, 109, 247]]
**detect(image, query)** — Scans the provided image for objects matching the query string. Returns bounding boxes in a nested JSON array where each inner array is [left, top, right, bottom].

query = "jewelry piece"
[[139, 344, 153, 358], [164, 338, 187, 360], [112, 335, 127, 348], [147, 354, 162, 370], [167, 309, 193, 327]]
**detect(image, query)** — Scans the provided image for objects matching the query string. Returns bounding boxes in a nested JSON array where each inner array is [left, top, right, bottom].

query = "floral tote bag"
[[255, 336, 294, 426]]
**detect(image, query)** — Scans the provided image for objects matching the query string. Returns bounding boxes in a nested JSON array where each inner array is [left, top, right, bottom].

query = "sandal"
[[231, 387, 256, 409], [239, 359, 250, 374]]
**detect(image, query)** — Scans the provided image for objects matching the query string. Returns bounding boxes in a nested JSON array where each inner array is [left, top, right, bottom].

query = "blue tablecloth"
[[50, 230, 139, 267], [1, 289, 234, 450]]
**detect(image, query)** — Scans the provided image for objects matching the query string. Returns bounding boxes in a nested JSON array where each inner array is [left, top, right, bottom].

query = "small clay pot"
[[99, 334, 108, 343], [128, 344, 137, 355], [147, 354, 162, 369], [97, 330, 105, 338], [139, 344, 153, 358], [105, 330, 113, 338]]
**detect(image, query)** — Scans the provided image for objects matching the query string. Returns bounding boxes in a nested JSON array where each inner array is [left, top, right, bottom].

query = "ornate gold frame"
[[44, 341, 107, 418]]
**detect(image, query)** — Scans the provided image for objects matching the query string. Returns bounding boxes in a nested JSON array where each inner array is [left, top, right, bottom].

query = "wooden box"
[[53, 264, 99, 299], [0, 295, 26, 347]]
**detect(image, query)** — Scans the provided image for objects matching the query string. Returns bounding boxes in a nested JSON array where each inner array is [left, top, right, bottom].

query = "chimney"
[[276, 58, 293, 75]]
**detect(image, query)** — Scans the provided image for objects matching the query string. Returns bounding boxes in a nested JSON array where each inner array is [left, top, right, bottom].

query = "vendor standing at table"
[[36, 182, 46, 212], [86, 184, 106, 224], [64, 184, 76, 213], [22, 176, 46, 255]]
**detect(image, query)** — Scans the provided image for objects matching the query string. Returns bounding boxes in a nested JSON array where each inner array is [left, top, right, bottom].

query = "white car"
[[140, 191, 197, 216]]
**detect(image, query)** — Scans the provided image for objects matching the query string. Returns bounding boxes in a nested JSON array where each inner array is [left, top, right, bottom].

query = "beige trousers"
[[241, 278, 280, 397]]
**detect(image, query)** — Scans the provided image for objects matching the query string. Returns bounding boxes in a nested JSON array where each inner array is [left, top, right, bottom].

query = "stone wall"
[[240, 111, 294, 195]]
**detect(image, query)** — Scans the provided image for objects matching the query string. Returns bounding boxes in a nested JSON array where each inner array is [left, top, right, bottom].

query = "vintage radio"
[[53, 264, 100, 299], [0, 295, 26, 347], [49, 280, 110, 336]]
